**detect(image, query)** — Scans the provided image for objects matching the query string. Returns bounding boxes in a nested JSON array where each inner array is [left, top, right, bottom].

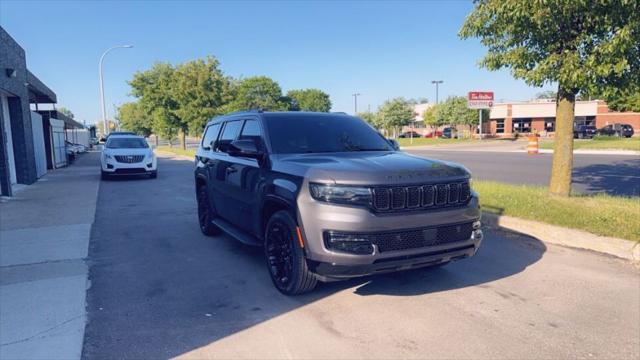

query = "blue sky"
[[1, 0, 554, 125]]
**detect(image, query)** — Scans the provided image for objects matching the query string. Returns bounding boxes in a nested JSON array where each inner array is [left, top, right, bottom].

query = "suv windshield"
[[106, 138, 149, 149], [265, 114, 393, 154]]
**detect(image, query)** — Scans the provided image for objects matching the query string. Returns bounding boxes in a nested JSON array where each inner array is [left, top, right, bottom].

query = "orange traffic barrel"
[[527, 135, 539, 155]]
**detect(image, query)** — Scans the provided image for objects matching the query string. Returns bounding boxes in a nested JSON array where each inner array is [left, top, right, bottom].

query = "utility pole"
[[352, 93, 361, 114], [431, 80, 443, 104], [99, 45, 133, 136]]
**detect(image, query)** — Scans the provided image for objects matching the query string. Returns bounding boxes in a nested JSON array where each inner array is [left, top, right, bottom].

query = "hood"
[[272, 151, 469, 185]]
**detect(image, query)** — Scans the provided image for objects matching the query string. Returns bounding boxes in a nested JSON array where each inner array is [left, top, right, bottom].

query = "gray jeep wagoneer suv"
[[195, 111, 482, 295]]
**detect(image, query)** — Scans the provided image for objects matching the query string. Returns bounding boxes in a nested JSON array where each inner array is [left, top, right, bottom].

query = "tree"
[[227, 76, 289, 112], [437, 96, 479, 129], [377, 98, 414, 136], [535, 90, 557, 100], [460, 0, 640, 197], [117, 102, 153, 137], [286, 89, 332, 112], [580, 87, 640, 112], [357, 111, 384, 130], [421, 105, 443, 129], [57, 107, 74, 119], [129, 62, 184, 148], [603, 89, 640, 112], [172, 56, 233, 137]]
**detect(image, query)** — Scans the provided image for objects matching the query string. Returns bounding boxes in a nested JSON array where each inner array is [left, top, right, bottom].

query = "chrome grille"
[[114, 155, 144, 163], [372, 181, 471, 212]]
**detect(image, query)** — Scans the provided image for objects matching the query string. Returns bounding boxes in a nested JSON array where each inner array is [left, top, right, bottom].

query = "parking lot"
[[82, 154, 639, 359]]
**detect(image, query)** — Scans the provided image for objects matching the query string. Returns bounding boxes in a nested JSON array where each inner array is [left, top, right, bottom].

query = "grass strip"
[[474, 181, 640, 242], [539, 137, 639, 151]]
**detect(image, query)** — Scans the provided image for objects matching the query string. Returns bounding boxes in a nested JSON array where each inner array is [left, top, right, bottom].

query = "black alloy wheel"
[[197, 186, 221, 236], [264, 211, 317, 295]]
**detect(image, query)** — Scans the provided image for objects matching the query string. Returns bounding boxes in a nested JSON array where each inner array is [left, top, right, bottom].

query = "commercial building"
[[0, 26, 80, 196], [486, 100, 640, 137]]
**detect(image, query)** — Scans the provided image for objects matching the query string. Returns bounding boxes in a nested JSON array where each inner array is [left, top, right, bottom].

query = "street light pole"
[[352, 93, 361, 114], [431, 80, 443, 104], [99, 45, 132, 136]]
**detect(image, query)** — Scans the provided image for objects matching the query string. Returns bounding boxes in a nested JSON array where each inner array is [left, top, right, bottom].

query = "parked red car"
[[424, 131, 443, 138]]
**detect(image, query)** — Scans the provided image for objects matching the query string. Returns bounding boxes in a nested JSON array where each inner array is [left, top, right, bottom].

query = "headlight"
[[104, 153, 113, 159], [309, 184, 372, 206]]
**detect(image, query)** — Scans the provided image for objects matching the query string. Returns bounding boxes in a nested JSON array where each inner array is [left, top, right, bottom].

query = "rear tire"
[[265, 211, 317, 295], [197, 185, 221, 236]]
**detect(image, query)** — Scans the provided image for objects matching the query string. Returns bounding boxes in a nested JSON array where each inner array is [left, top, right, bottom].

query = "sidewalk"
[[0, 152, 100, 359]]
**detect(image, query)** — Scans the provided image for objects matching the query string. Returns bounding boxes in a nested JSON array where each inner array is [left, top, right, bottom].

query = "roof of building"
[[27, 70, 57, 104], [36, 110, 84, 129]]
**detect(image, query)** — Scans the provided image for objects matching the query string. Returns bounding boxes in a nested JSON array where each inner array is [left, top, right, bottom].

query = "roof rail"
[[332, 112, 348, 115], [227, 109, 264, 115]]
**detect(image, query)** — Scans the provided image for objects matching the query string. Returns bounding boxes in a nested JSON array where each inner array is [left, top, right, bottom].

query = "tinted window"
[[240, 120, 262, 139], [106, 138, 149, 149], [217, 121, 242, 152], [265, 114, 393, 154], [202, 123, 221, 149]]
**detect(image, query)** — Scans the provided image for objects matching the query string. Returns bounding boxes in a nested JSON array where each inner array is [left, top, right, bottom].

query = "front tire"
[[265, 211, 317, 295], [197, 185, 221, 236], [149, 171, 157, 179], [101, 171, 109, 180]]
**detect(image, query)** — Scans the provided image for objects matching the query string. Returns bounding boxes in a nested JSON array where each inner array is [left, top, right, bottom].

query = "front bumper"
[[101, 156, 157, 174], [297, 182, 482, 279], [308, 235, 480, 280]]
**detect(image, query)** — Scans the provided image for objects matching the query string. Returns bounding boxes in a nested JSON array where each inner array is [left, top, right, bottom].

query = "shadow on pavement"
[[82, 156, 546, 359], [352, 228, 545, 296], [572, 158, 640, 196]]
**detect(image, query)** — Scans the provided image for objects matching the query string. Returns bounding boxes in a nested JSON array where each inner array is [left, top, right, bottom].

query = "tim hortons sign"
[[468, 91, 494, 109]]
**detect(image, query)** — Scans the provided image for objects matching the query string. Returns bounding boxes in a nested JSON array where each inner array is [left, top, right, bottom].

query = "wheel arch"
[[261, 195, 296, 240]]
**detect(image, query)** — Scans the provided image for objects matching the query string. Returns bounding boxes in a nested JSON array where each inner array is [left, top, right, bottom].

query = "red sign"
[[468, 91, 494, 101], [468, 91, 494, 109]]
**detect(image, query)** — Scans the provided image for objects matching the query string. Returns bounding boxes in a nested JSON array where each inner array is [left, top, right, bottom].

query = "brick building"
[[486, 100, 640, 137]]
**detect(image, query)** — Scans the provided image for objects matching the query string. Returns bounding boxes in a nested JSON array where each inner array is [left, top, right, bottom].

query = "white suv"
[[101, 135, 157, 180]]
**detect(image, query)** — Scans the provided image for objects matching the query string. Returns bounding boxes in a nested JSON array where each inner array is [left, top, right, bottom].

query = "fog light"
[[324, 232, 374, 255], [146, 163, 153, 168], [106, 164, 114, 169]]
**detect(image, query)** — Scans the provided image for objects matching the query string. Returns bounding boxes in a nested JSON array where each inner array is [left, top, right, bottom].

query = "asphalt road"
[[406, 149, 640, 196], [82, 154, 639, 359]]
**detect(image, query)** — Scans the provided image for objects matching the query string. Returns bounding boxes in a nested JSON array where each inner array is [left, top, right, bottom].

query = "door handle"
[[225, 166, 237, 174]]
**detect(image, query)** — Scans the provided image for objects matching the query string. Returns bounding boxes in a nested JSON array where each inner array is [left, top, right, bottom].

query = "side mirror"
[[387, 138, 400, 151], [228, 139, 262, 159]]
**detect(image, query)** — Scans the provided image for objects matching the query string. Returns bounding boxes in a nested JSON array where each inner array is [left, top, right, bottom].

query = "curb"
[[483, 213, 640, 262], [529, 149, 640, 156]]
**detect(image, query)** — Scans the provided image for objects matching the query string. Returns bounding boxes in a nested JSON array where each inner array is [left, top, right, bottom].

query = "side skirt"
[[211, 217, 262, 247]]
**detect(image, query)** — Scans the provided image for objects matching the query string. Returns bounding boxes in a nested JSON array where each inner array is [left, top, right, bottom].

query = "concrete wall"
[[0, 26, 38, 192]]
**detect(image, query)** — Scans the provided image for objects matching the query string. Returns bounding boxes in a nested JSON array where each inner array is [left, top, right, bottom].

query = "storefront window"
[[545, 118, 555, 132], [496, 119, 505, 133], [512, 118, 532, 133]]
